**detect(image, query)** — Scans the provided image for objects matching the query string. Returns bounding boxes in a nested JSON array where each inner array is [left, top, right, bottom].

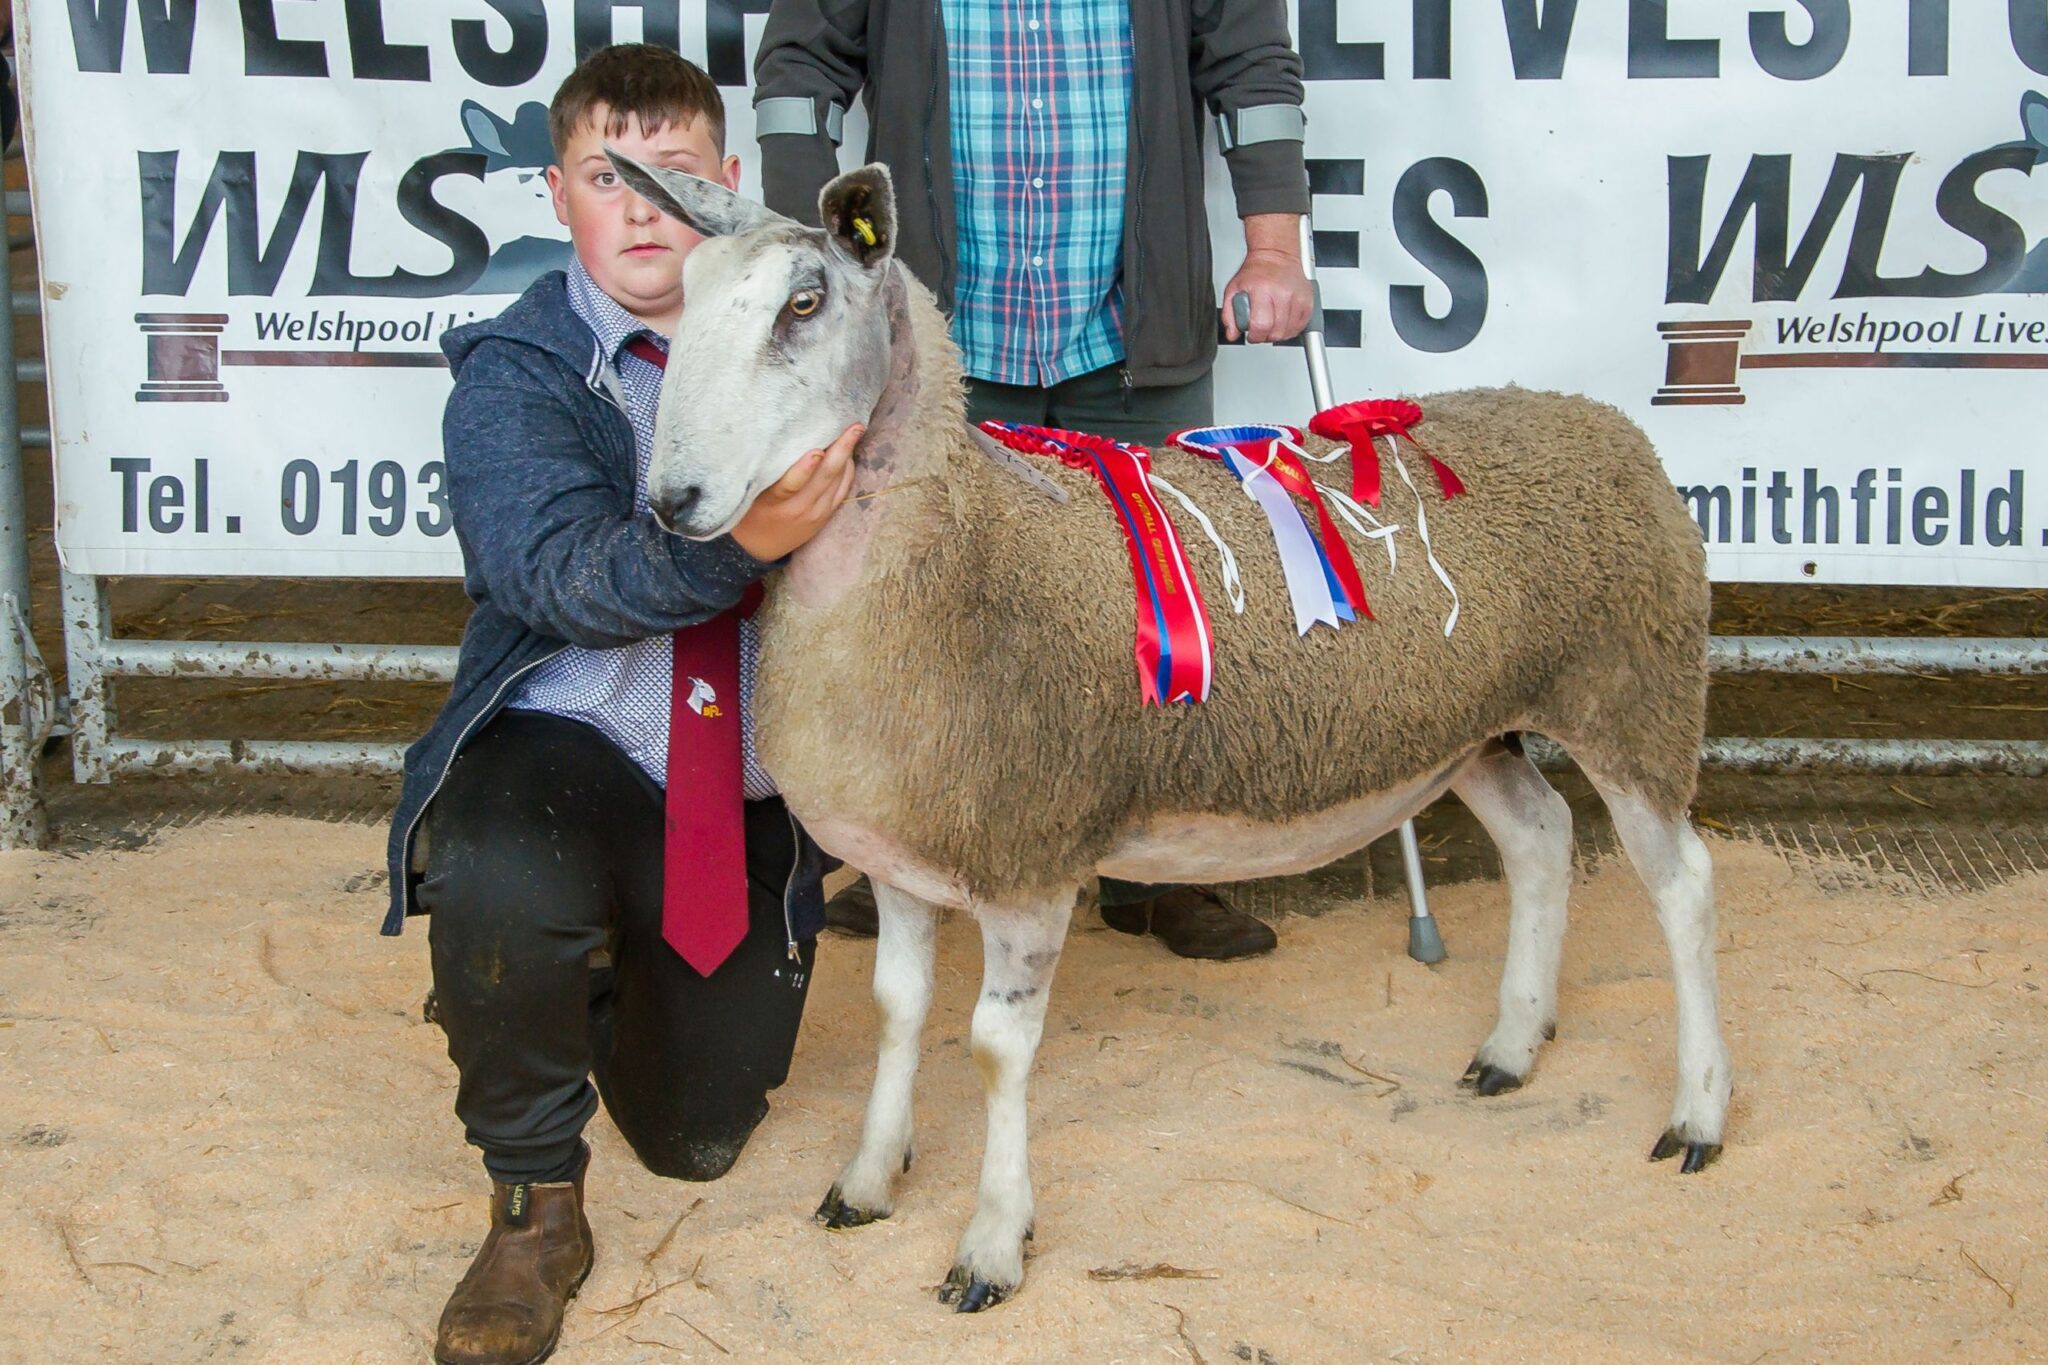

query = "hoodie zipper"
[[779, 807, 803, 960]]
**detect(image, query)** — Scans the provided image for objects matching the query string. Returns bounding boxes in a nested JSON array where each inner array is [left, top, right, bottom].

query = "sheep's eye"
[[789, 289, 822, 317]]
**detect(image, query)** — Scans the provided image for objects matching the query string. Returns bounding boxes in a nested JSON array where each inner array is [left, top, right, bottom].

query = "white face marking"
[[647, 233, 892, 538]]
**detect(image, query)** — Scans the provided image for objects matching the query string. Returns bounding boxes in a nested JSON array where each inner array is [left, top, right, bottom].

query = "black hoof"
[[939, 1267, 1011, 1313], [814, 1186, 886, 1229], [1459, 1058, 1524, 1096], [902, 1148, 914, 1174], [1649, 1129, 1723, 1173]]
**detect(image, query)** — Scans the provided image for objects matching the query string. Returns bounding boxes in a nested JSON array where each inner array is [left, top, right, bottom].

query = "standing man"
[[753, 0, 1314, 960]]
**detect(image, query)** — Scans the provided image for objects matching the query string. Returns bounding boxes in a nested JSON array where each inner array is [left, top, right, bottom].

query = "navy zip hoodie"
[[381, 270, 829, 947]]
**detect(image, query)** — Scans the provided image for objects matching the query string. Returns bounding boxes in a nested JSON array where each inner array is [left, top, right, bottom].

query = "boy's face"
[[548, 104, 741, 332]]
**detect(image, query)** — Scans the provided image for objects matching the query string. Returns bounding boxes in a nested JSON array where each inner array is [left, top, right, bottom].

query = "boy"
[[381, 45, 861, 1365]]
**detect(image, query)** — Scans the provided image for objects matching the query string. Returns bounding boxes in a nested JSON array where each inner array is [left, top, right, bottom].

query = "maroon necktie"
[[625, 333, 755, 976]]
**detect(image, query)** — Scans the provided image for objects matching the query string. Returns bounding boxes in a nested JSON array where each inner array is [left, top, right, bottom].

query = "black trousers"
[[964, 363, 1213, 450], [419, 711, 816, 1185]]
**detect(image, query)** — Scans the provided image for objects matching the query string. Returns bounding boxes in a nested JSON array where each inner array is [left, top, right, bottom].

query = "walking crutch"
[[1230, 221, 1447, 965]]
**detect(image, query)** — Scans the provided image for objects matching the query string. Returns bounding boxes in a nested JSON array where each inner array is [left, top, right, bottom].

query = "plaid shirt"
[[942, 0, 1133, 387], [508, 259, 777, 800]]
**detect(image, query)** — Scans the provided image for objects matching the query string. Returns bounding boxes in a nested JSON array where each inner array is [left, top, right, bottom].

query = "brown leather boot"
[[434, 1147, 595, 1365]]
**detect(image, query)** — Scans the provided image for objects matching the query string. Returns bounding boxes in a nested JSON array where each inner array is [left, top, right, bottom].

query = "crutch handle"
[[1230, 284, 1327, 347]]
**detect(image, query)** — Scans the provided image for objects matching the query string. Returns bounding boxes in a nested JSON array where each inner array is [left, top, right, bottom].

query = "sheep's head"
[[605, 150, 898, 539]]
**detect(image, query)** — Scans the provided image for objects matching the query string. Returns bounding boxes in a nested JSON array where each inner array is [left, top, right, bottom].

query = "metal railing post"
[[60, 568, 111, 783], [0, 216, 47, 846]]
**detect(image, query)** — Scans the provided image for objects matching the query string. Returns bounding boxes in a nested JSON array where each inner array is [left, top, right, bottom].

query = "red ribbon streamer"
[[1307, 399, 1465, 509], [978, 422, 1214, 705]]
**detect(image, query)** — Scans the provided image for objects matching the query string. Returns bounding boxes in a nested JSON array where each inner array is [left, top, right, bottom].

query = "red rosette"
[[1307, 399, 1463, 506], [977, 420, 1107, 471], [1309, 399, 1423, 441]]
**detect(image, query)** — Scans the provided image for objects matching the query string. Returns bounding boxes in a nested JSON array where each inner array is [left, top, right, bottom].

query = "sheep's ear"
[[819, 164, 896, 271], [604, 148, 786, 237]]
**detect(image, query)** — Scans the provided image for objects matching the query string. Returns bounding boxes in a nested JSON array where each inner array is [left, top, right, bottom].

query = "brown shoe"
[[1099, 886, 1277, 961], [434, 1147, 595, 1365]]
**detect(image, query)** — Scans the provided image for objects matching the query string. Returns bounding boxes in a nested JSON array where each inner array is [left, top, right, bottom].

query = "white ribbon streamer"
[[1148, 472, 1246, 615], [1279, 435, 1345, 464], [1314, 479, 1400, 576], [1225, 449, 1342, 635], [1383, 437, 1461, 638]]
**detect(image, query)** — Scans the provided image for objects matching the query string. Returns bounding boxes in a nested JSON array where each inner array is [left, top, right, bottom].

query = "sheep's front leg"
[[817, 881, 940, 1228], [941, 891, 1074, 1313]]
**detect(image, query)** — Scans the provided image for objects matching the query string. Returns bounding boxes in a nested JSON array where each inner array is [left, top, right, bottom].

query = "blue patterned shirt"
[[941, 0, 1133, 387], [508, 260, 776, 800]]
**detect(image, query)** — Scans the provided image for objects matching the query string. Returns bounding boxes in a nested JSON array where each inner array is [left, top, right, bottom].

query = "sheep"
[[608, 152, 1731, 1313]]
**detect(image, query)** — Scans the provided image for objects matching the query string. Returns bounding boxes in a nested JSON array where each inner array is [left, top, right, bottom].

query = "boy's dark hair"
[[549, 44, 726, 160]]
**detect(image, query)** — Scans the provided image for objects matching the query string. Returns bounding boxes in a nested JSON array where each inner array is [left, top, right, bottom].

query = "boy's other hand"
[[731, 423, 864, 561]]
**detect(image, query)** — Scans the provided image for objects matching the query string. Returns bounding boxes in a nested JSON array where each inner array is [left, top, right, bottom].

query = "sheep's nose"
[[652, 485, 702, 531]]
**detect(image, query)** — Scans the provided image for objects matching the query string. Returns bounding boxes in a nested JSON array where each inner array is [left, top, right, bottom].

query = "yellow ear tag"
[[852, 216, 877, 247]]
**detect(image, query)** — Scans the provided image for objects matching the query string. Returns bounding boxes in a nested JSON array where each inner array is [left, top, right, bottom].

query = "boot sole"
[[432, 1256, 593, 1365]]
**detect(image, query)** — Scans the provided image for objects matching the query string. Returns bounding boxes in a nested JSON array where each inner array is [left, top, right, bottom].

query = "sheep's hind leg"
[[817, 881, 940, 1228], [941, 890, 1075, 1313], [1590, 780, 1731, 1173], [1450, 740, 1574, 1096]]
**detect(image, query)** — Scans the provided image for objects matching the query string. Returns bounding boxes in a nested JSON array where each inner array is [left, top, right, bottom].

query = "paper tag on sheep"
[[968, 427, 1070, 504]]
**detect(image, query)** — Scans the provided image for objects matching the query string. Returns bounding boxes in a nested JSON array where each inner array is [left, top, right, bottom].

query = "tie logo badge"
[[685, 676, 722, 718]]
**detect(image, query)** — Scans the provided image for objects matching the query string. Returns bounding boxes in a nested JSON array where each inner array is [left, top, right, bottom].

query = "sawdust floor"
[[2, 821, 2044, 1363]]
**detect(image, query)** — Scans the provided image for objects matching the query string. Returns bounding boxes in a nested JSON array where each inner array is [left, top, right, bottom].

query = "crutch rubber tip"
[[1406, 915, 1447, 965]]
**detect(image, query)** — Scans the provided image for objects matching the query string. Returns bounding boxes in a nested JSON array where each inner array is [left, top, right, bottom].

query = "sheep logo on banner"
[[449, 100, 573, 297], [1653, 90, 2048, 407], [1992, 89, 2048, 293], [684, 677, 720, 719]]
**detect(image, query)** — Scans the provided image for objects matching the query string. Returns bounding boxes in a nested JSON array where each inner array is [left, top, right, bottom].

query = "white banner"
[[19, 1, 2048, 584]]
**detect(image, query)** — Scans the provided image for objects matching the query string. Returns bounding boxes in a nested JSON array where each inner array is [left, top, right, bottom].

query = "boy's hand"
[[730, 423, 864, 561]]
